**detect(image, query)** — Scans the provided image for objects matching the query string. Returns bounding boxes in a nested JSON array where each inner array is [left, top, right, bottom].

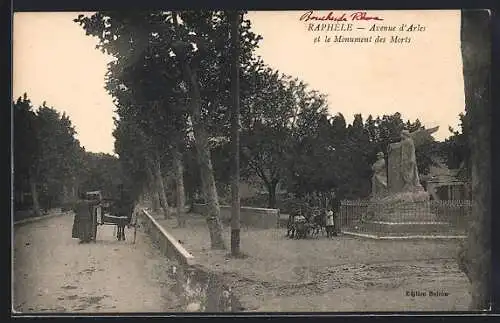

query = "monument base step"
[[360, 220, 453, 234], [369, 210, 439, 223], [342, 230, 467, 240]]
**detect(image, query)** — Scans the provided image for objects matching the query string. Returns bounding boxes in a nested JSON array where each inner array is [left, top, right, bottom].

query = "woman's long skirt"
[[72, 203, 95, 242]]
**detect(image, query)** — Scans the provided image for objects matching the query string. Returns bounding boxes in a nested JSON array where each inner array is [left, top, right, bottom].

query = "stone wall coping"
[[141, 209, 195, 266], [193, 203, 279, 214]]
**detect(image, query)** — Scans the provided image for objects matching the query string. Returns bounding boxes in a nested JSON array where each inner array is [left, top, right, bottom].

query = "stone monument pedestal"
[[347, 126, 458, 238], [357, 189, 453, 237], [368, 190, 438, 223]]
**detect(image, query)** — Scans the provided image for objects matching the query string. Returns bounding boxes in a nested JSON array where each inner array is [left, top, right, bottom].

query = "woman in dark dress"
[[71, 193, 95, 243]]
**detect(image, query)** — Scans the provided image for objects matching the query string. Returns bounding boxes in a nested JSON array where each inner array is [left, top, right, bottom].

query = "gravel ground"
[[156, 213, 471, 312], [13, 213, 182, 313]]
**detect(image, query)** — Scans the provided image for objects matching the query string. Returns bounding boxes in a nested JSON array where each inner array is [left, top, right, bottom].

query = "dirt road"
[[13, 213, 181, 313], [158, 214, 471, 312]]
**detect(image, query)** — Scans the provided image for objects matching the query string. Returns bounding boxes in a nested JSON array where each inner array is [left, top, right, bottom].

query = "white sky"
[[13, 10, 465, 154]]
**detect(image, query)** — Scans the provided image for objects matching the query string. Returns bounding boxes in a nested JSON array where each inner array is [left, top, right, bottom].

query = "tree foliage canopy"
[[69, 11, 469, 209], [13, 93, 121, 213]]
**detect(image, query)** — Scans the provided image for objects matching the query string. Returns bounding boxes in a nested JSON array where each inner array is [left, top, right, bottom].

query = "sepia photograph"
[[12, 9, 491, 314]]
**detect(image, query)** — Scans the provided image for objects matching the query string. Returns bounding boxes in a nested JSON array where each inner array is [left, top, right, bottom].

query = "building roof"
[[424, 158, 466, 185]]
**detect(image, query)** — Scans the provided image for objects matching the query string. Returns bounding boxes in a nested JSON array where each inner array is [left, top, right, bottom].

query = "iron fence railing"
[[339, 199, 471, 236]]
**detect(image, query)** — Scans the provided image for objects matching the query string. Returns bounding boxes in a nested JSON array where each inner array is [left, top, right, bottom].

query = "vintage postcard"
[[12, 9, 492, 314]]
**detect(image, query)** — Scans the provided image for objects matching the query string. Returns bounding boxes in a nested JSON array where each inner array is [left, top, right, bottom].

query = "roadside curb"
[[14, 211, 70, 226], [138, 209, 246, 312], [139, 209, 195, 266], [342, 230, 467, 240]]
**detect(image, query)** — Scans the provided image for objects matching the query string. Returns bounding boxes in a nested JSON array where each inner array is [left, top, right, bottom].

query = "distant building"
[[422, 158, 471, 200]]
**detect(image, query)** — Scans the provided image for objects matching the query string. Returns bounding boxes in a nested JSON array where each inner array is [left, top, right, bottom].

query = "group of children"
[[288, 207, 338, 239]]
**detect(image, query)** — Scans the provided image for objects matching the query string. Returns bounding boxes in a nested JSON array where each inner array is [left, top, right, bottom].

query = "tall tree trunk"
[[267, 180, 278, 209], [191, 114, 226, 249], [153, 191, 161, 212], [178, 65, 225, 246], [171, 12, 225, 249], [146, 166, 161, 214], [139, 183, 150, 208], [173, 144, 186, 227], [29, 179, 42, 217], [138, 188, 144, 207], [459, 9, 491, 310], [154, 158, 170, 219], [62, 184, 69, 204], [230, 10, 242, 256]]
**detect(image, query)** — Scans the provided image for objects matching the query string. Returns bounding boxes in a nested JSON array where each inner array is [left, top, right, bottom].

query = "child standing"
[[326, 209, 335, 238]]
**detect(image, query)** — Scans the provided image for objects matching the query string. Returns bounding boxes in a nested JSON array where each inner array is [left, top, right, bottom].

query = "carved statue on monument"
[[368, 126, 440, 222], [388, 130, 422, 193], [371, 152, 387, 198], [387, 126, 439, 198]]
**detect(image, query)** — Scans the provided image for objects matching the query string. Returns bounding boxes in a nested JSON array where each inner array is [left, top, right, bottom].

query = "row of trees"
[[75, 11, 265, 249], [14, 94, 84, 216], [14, 9, 487, 310], [13, 88, 467, 217], [13, 93, 122, 216], [74, 10, 470, 250]]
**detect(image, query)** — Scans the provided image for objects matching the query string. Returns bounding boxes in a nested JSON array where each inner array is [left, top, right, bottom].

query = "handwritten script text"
[[300, 11, 384, 22]]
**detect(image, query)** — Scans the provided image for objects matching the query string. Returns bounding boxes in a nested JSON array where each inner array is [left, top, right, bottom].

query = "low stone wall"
[[191, 204, 279, 229], [139, 209, 195, 266], [138, 208, 243, 312]]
